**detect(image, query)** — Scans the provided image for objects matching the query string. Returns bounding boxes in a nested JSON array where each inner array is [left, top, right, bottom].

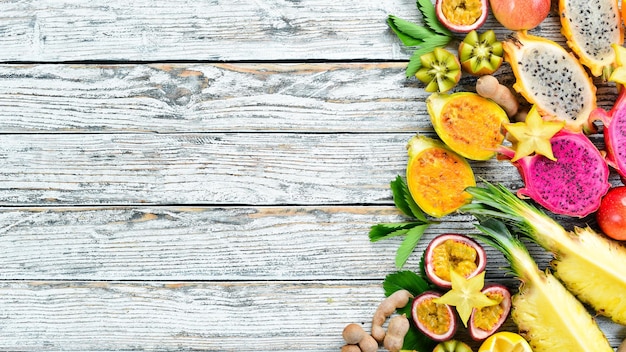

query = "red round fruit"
[[468, 284, 511, 341], [488, 0, 550, 31], [435, 0, 489, 33], [424, 233, 487, 289], [597, 186, 626, 240], [411, 291, 457, 341]]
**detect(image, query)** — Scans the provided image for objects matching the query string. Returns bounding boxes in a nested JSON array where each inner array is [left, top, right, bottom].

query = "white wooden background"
[[0, 0, 624, 350]]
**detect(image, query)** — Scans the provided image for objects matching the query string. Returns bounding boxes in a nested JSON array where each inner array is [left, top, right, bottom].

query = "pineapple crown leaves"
[[461, 181, 544, 239], [369, 176, 432, 269], [472, 218, 529, 278], [386, 0, 453, 77]]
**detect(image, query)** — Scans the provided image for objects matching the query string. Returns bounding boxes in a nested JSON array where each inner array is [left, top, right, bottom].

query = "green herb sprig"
[[387, 0, 454, 77], [369, 176, 432, 268]]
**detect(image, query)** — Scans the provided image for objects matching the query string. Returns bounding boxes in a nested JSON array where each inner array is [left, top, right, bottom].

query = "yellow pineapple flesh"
[[511, 262, 612, 351], [549, 226, 626, 325], [474, 220, 613, 352], [466, 183, 626, 325]]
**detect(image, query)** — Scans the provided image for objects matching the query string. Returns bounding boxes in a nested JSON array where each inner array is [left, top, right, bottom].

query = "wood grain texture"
[[0, 0, 567, 62], [0, 62, 439, 133], [0, 205, 566, 281], [0, 280, 384, 351], [0, 63, 618, 133], [1, 132, 620, 206], [0, 280, 621, 351], [0, 132, 541, 206], [1, 0, 625, 350]]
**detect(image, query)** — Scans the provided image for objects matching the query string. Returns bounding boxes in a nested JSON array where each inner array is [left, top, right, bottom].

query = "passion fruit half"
[[435, 0, 488, 33], [469, 284, 511, 341], [411, 291, 457, 341], [424, 233, 487, 289]]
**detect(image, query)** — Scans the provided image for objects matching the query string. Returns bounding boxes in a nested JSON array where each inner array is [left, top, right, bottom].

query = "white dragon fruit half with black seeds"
[[500, 130, 610, 217], [591, 89, 626, 182], [503, 32, 597, 133], [559, 0, 623, 77]]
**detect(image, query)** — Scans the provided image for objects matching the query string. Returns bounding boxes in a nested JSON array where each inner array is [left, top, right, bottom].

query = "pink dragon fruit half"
[[501, 129, 610, 217], [590, 89, 626, 182]]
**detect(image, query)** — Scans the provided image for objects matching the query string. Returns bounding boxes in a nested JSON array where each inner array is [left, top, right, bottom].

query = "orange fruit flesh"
[[439, 94, 505, 159], [416, 298, 452, 335], [432, 239, 478, 281], [407, 147, 474, 217], [474, 292, 504, 330]]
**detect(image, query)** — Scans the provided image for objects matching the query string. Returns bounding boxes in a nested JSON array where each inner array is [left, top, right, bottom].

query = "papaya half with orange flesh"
[[427, 92, 508, 161], [406, 135, 475, 218]]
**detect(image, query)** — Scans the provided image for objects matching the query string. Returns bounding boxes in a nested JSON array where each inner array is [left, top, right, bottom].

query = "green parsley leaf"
[[390, 176, 414, 218], [395, 224, 429, 268], [369, 223, 413, 242], [387, 15, 438, 46], [416, 0, 452, 36], [383, 270, 430, 297], [403, 326, 438, 352], [398, 176, 428, 222], [387, 18, 424, 47]]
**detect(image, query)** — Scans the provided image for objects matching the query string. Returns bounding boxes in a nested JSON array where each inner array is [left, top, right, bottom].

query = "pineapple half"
[[473, 220, 612, 352], [464, 183, 626, 325]]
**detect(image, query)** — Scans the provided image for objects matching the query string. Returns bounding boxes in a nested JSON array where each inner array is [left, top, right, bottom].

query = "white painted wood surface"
[[0, 0, 625, 350]]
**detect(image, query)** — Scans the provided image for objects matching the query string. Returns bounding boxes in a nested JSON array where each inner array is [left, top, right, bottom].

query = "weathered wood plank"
[[0, 280, 621, 351], [0, 132, 620, 206], [0, 63, 618, 133], [0, 62, 439, 133], [0, 205, 570, 281], [0, 132, 529, 206], [0, 0, 566, 62]]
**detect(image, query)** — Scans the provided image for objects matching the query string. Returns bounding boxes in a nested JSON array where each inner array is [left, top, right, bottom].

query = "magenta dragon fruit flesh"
[[591, 89, 626, 183], [501, 129, 610, 217]]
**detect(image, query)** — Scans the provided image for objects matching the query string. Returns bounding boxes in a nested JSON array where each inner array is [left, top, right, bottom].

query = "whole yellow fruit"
[[478, 331, 532, 352]]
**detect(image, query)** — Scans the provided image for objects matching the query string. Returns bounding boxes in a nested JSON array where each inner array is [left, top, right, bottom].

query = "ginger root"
[[383, 314, 410, 352], [371, 289, 413, 342], [476, 75, 519, 118]]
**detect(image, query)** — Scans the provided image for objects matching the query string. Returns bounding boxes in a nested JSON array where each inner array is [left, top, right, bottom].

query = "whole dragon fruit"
[[500, 130, 610, 217], [590, 89, 626, 182], [503, 32, 597, 133], [559, 0, 623, 78]]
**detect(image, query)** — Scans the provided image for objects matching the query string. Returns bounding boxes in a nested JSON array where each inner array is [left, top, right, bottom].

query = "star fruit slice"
[[434, 269, 497, 327], [503, 105, 565, 161]]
